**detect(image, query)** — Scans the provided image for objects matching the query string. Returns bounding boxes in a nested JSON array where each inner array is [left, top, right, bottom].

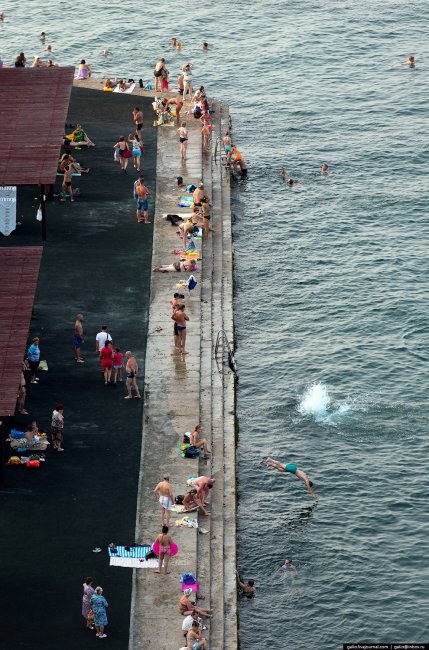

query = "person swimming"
[[405, 55, 415, 68], [101, 49, 109, 57], [279, 559, 298, 573], [321, 163, 329, 173], [265, 457, 316, 497]]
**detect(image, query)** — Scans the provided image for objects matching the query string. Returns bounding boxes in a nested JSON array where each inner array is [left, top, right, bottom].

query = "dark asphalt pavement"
[[0, 87, 156, 650]]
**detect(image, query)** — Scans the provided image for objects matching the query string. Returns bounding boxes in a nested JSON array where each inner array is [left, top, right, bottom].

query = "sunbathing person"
[[104, 78, 116, 89], [179, 589, 212, 618], [65, 124, 95, 148], [190, 424, 211, 457], [184, 489, 210, 516], [153, 259, 197, 273], [180, 212, 201, 247]]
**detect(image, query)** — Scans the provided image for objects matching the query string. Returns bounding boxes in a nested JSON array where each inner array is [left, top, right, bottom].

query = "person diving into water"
[[265, 457, 316, 498]]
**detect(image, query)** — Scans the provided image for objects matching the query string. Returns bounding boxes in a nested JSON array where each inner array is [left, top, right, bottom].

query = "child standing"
[[113, 347, 124, 383]]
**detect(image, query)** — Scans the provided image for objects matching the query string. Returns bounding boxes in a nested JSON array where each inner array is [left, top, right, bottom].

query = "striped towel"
[[108, 545, 151, 558]]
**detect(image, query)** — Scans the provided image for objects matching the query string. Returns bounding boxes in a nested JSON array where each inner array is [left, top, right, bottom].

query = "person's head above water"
[[321, 163, 329, 172], [247, 579, 255, 586]]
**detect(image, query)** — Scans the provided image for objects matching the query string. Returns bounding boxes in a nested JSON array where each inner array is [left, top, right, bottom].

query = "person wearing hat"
[[27, 337, 41, 384], [179, 589, 213, 618]]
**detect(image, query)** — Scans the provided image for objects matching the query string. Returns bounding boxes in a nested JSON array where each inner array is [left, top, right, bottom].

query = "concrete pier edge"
[[79, 77, 239, 648]]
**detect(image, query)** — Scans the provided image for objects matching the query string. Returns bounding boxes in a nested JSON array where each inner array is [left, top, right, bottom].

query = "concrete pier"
[[121, 92, 238, 648]]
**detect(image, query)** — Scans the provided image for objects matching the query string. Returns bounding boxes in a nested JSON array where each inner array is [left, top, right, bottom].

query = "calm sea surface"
[[2, 1, 429, 646]]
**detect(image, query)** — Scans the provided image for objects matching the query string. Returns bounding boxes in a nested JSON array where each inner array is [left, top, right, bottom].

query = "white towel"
[[109, 557, 158, 568], [113, 82, 136, 94]]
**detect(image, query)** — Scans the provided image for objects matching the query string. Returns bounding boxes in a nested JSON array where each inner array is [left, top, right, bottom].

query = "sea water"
[[2, 0, 429, 646]]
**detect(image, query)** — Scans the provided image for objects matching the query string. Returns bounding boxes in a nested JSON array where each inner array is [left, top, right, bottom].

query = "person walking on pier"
[[134, 176, 151, 224], [178, 122, 189, 161], [124, 351, 141, 399], [153, 474, 174, 526], [265, 457, 316, 497], [132, 106, 143, 134], [154, 525, 173, 575], [74, 313, 85, 363]]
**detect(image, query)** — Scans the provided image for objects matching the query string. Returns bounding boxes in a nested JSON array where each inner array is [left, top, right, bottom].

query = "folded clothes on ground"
[[175, 515, 198, 529]]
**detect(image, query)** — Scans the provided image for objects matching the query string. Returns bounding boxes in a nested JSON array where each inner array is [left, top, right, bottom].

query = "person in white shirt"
[[95, 326, 112, 355], [181, 610, 203, 640]]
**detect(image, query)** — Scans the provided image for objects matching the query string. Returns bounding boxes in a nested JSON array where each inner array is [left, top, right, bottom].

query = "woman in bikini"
[[155, 525, 172, 575], [153, 259, 197, 273], [177, 122, 189, 160]]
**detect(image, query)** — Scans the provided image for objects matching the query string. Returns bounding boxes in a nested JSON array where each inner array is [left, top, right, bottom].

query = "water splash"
[[298, 383, 331, 418]]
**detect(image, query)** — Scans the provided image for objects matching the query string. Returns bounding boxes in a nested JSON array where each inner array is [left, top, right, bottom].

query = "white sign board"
[[0, 186, 17, 236]]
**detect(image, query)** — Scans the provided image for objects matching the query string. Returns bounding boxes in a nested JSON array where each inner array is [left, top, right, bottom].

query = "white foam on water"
[[298, 382, 331, 419]]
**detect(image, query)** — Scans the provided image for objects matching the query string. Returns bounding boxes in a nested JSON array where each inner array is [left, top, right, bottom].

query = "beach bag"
[[123, 149, 132, 159], [7, 456, 21, 466], [26, 459, 40, 468], [184, 446, 199, 458], [183, 431, 191, 444], [181, 573, 196, 585], [188, 276, 197, 291]]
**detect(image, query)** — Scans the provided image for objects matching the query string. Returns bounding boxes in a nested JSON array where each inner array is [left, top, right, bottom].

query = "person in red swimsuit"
[[100, 340, 114, 385]]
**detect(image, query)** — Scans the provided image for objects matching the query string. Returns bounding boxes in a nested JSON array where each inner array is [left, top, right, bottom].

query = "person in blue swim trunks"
[[265, 457, 316, 498]]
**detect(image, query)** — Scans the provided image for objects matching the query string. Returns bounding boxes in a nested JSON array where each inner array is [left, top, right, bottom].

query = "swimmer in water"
[[405, 55, 415, 68], [279, 559, 298, 573], [265, 457, 316, 497], [171, 37, 177, 47], [202, 42, 209, 50], [287, 178, 299, 187], [0, 11, 5, 21], [101, 49, 109, 57], [40, 31, 46, 41], [46, 44, 53, 53], [321, 163, 329, 174], [280, 167, 287, 178], [236, 571, 255, 598]]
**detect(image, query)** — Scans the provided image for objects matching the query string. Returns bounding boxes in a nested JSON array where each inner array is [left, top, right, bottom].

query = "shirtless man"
[[265, 457, 316, 497], [190, 476, 215, 504], [164, 97, 184, 123], [61, 165, 74, 202], [135, 177, 151, 224], [74, 313, 84, 363], [236, 571, 255, 597], [133, 106, 143, 135], [192, 183, 206, 208], [124, 351, 141, 399], [153, 474, 174, 526], [172, 305, 189, 354]]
